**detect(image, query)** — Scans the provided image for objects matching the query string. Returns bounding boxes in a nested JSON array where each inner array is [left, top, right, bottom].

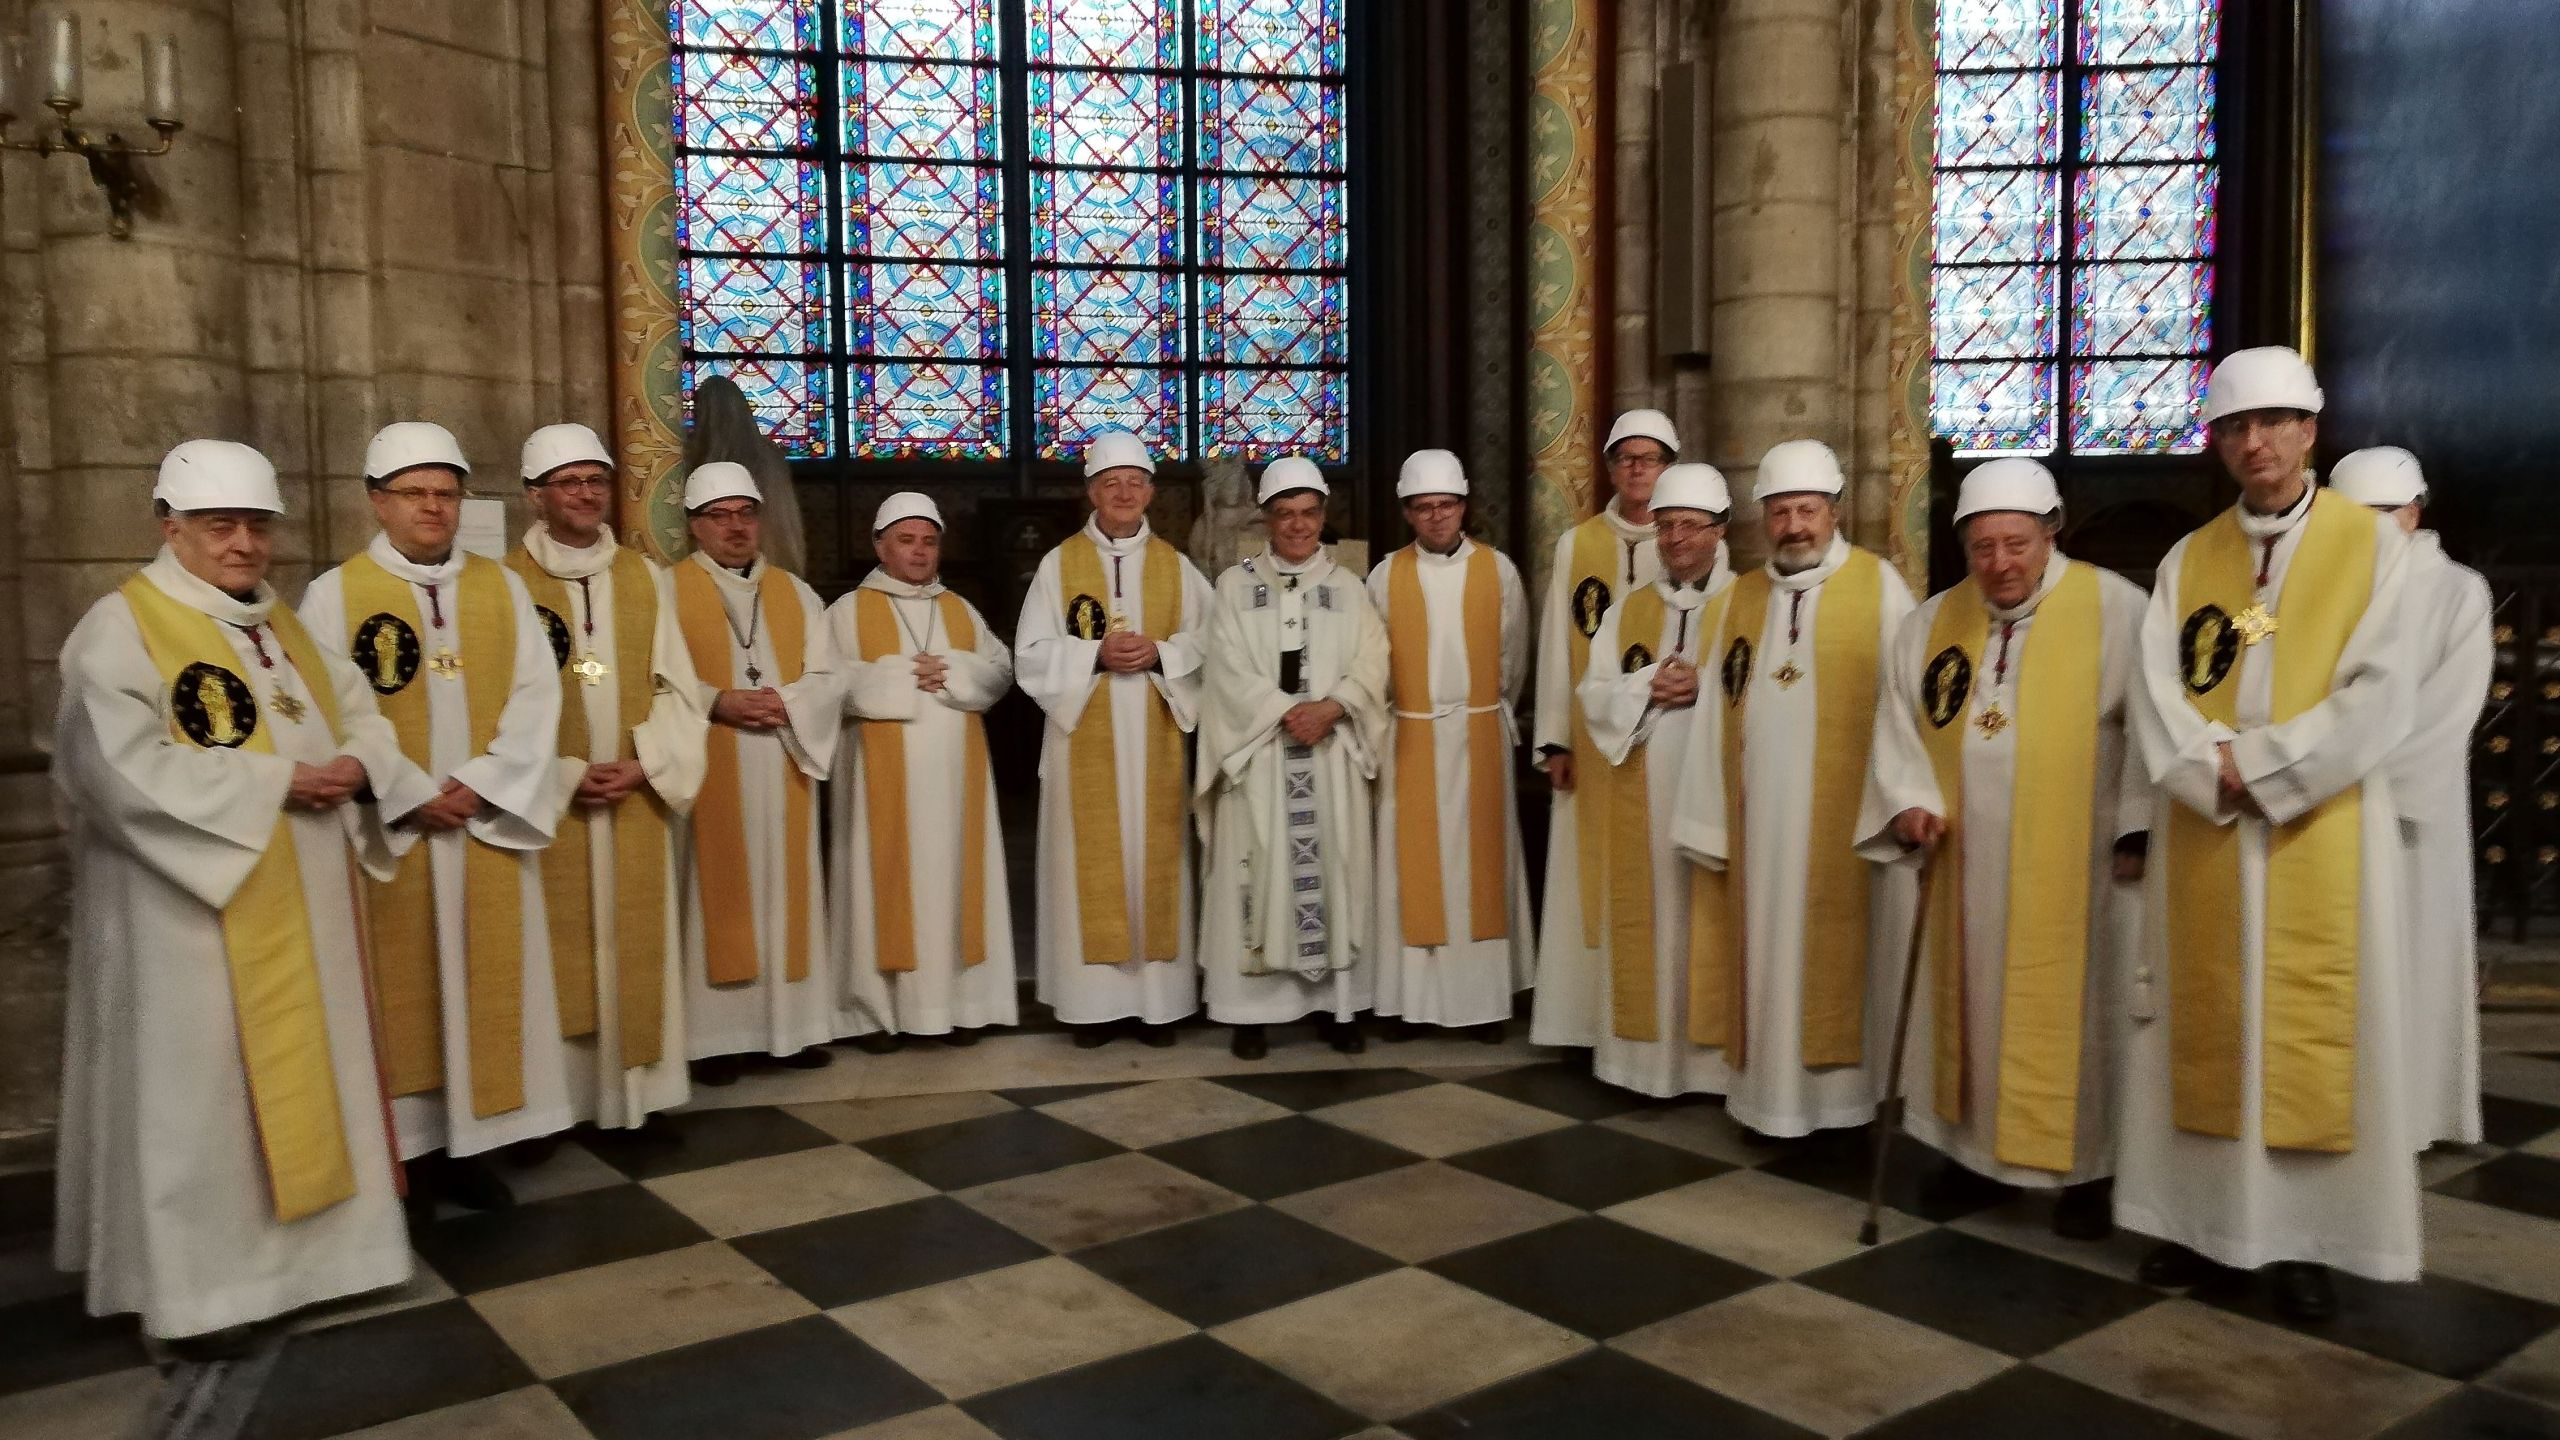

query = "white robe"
[[1365, 541, 1536, 1027], [515, 525, 708, 1130], [1577, 572, 1733, 1097], [2124, 489, 2421, 1281], [54, 553, 440, 1338], [2382, 532, 2492, 1148], [1669, 536, 1918, 1136], [674, 551, 846, 1059], [1196, 551, 1391, 1024], [1016, 522, 1215, 1026], [827, 571, 1020, 1036], [302, 535, 580, 1160], [1853, 554, 2149, 1188]]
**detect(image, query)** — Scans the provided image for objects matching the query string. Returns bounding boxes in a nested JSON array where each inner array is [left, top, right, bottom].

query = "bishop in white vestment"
[[829, 493, 1018, 1041], [1198, 460, 1391, 1057], [1017, 432, 1215, 1046], [55, 442, 440, 1347]]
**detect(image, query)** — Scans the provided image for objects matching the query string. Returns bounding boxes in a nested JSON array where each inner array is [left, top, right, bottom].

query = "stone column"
[[1523, 0, 1608, 602]]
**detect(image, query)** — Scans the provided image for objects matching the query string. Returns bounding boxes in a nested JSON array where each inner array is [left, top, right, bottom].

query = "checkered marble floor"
[[9, 1041, 2560, 1440]]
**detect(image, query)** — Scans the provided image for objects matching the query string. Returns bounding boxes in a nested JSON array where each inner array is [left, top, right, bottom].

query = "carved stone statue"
[[1185, 454, 1264, 578], [683, 375, 805, 574]]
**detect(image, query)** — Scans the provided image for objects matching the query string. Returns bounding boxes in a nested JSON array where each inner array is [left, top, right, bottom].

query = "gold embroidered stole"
[[674, 559, 813, 985], [1059, 533, 1185, 964], [852, 588, 993, 972], [1386, 545, 1508, 947], [1566, 517, 1621, 947], [1601, 585, 1686, 1040]]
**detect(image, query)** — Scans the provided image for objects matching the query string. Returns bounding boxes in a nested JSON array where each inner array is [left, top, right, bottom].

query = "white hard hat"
[[1651, 462, 1732, 516], [1256, 457, 1329, 504], [155, 439, 285, 514], [1082, 430, 1156, 478], [1604, 408, 1680, 457], [1395, 449, 1468, 499], [683, 461, 761, 511], [2201, 347, 2323, 425], [364, 421, 470, 484], [873, 491, 943, 533], [2330, 446, 2426, 508], [1752, 439, 1846, 501], [520, 422, 615, 483], [1953, 457, 2063, 522]]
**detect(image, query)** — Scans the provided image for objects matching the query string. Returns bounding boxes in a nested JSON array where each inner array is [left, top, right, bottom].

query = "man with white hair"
[[1577, 463, 1738, 1095], [829, 492, 1017, 1045], [2330, 446, 2493, 1150], [1198, 459, 1391, 1059], [302, 422, 579, 1210], [505, 423, 706, 1140], [54, 440, 438, 1353], [1856, 459, 2149, 1237], [669, 461, 846, 1079], [1670, 439, 1915, 1140], [1367, 449, 1534, 1041], [1017, 431, 1215, 1048], [2124, 347, 2419, 1322]]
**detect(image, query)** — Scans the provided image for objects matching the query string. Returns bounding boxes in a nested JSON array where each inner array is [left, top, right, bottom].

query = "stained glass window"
[[1930, 0, 2221, 457], [672, 0, 1350, 463]]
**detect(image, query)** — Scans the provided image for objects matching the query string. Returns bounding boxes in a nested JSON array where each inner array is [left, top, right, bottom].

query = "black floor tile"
[[1400, 1346, 1818, 1440], [1206, 1067, 1439, 1111], [1754, 1128, 2018, 1223], [0, 1170, 51, 1239], [998, 1083, 1137, 1106], [1858, 1365, 2231, 1439], [555, 1314, 941, 1440], [410, 1182, 710, 1294], [0, 1292, 147, 1397], [1800, 1227, 2158, 1358], [858, 1109, 1126, 1190], [2435, 1154, 2560, 1224], [2196, 1269, 2560, 1381], [731, 1195, 1048, 1309], [1147, 1115, 1420, 1200], [1442, 1124, 1728, 1210], [964, 1333, 1363, 1440], [2373, 1386, 2560, 1440], [1425, 1217, 1766, 1337], [579, 1105, 837, 1180], [2482, 1094, 2560, 1150], [239, 1299, 534, 1440], [1073, 1206, 1397, 1327], [1460, 1062, 1661, 1120]]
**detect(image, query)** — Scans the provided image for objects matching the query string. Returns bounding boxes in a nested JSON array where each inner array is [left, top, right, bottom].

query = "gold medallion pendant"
[[428, 648, 464, 678], [269, 690, 309, 724], [1972, 702, 2009, 739], [1772, 661, 1804, 689], [2233, 604, 2279, 646], [569, 653, 610, 686]]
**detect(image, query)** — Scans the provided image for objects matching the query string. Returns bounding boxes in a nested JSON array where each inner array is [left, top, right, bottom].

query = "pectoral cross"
[[428, 649, 463, 679], [569, 654, 609, 686], [270, 690, 309, 723], [745, 663, 763, 687], [2233, 604, 2279, 646]]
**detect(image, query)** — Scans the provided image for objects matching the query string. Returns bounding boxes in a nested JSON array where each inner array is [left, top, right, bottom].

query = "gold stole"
[[1916, 567, 2103, 1173], [504, 546, 673, 1069], [1690, 550, 1885, 1066], [119, 577, 359, 1222], [2167, 493, 2374, 1152], [1602, 585, 1681, 1040], [1386, 545, 1508, 947], [851, 588, 993, 972], [341, 551, 527, 1119], [674, 559, 813, 985], [1566, 517, 1622, 947], [1060, 532, 1185, 964]]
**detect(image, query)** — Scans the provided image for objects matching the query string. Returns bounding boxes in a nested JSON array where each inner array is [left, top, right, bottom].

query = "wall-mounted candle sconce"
[[0, 14, 185, 240]]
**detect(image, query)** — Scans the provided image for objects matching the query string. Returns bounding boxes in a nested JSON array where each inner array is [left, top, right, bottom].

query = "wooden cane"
[[1860, 849, 1936, 1246]]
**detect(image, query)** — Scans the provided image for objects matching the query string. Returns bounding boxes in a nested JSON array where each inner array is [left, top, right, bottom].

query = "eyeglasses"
[[537, 476, 613, 493], [1404, 499, 1465, 519], [378, 486, 463, 506], [695, 504, 759, 524], [1608, 450, 1671, 470], [1656, 518, 1723, 539]]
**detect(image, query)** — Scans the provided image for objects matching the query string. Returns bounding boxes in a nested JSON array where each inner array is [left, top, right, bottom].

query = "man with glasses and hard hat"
[[1856, 458, 2150, 1239], [506, 422, 708, 1142], [2123, 347, 2421, 1322], [302, 422, 580, 1212], [53, 439, 439, 1355]]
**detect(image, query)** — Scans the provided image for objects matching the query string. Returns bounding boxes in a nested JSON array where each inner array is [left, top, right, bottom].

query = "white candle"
[[144, 34, 179, 125], [44, 12, 79, 110]]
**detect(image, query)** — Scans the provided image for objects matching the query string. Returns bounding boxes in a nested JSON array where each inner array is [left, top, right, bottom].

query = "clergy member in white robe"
[[2124, 348, 2419, 1321], [1198, 458, 1392, 1058], [55, 441, 441, 1351], [1577, 464, 1738, 1098], [669, 461, 847, 1078], [2330, 446, 2494, 1150], [509, 423, 708, 1134], [1017, 431, 1215, 1048], [301, 422, 579, 1208], [1669, 440, 1917, 1138], [829, 492, 1018, 1042], [1855, 459, 2149, 1238]]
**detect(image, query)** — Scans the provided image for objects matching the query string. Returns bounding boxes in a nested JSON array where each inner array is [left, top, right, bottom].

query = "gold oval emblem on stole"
[[2179, 604, 2239, 695], [1066, 593, 1109, 641], [352, 612, 422, 695], [1621, 642, 1654, 672], [1721, 636, 1754, 704], [171, 661, 258, 749], [1922, 646, 1974, 729], [535, 604, 573, 669], [1572, 577, 1612, 639]]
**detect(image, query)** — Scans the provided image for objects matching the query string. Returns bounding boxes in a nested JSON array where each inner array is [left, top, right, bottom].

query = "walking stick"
[[1860, 850, 1936, 1246]]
